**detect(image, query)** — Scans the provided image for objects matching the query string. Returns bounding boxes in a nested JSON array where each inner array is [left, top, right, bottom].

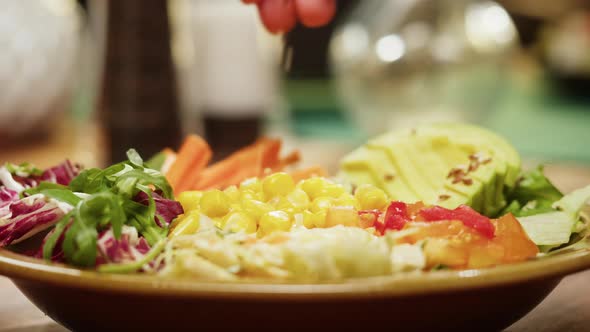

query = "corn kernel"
[[240, 177, 262, 193], [310, 197, 334, 213], [302, 210, 315, 228], [269, 197, 295, 215], [335, 193, 361, 209], [224, 185, 240, 202], [312, 210, 327, 228], [223, 211, 257, 234], [302, 210, 327, 228], [169, 210, 201, 237], [299, 177, 331, 200], [316, 184, 345, 198], [240, 190, 265, 201], [259, 210, 292, 235], [242, 199, 272, 221], [262, 172, 295, 198], [177, 191, 202, 212], [286, 188, 310, 212], [354, 184, 389, 210], [200, 189, 231, 218], [325, 206, 359, 227]]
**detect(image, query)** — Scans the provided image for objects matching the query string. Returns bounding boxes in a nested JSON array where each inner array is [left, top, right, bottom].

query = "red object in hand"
[[295, 0, 336, 27], [419, 205, 495, 239], [256, 0, 297, 34], [244, 0, 336, 34]]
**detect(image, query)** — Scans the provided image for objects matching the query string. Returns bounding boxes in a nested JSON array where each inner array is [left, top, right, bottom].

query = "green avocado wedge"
[[338, 123, 521, 216]]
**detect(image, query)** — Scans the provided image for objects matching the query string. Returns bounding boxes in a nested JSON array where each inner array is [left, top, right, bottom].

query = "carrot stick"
[[192, 138, 282, 190], [269, 150, 301, 172], [165, 135, 212, 193]]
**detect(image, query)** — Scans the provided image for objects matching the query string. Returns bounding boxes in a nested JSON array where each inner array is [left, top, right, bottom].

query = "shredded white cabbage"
[[0, 167, 25, 193], [159, 226, 424, 281]]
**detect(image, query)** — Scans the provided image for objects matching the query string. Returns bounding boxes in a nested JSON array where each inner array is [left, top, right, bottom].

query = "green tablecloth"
[[487, 80, 590, 164], [286, 77, 590, 164]]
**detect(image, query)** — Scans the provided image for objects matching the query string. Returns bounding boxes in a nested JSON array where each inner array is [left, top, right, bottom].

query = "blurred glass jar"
[[0, 0, 81, 139], [330, 0, 517, 135]]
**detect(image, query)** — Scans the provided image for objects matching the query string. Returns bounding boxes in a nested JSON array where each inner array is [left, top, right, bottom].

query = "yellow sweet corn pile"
[[172, 173, 389, 238]]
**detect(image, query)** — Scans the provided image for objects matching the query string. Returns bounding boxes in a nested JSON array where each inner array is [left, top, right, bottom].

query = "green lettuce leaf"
[[517, 185, 590, 251], [503, 166, 563, 217]]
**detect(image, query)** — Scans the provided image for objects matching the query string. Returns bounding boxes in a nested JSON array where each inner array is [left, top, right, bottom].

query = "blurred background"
[[0, 0, 590, 174]]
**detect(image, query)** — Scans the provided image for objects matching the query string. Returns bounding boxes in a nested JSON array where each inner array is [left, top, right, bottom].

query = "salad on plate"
[[0, 123, 588, 282]]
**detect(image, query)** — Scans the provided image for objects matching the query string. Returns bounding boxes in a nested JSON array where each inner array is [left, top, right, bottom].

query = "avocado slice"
[[338, 123, 521, 216]]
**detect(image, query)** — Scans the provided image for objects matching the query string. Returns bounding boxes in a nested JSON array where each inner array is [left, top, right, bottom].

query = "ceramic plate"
[[0, 240, 589, 332]]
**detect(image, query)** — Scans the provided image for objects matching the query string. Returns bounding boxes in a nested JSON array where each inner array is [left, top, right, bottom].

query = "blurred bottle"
[[101, 0, 182, 163], [190, 0, 276, 160], [330, 0, 518, 135]]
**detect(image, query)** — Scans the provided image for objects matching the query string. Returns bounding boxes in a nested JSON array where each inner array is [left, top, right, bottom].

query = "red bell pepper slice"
[[418, 205, 495, 238]]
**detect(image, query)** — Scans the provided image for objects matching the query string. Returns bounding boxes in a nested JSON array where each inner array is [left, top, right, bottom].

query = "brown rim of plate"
[[0, 246, 589, 301]]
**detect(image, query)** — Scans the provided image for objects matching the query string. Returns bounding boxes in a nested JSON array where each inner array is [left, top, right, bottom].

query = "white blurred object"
[[192, 0, 277, 117], [330, 0, 517, 135], [0, 0, 81, 138]]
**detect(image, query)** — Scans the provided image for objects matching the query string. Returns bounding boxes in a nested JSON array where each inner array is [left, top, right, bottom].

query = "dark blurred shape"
[[101, 0, 181, 163], [283, 0, 359, 78], [203, 117, 260, 162], [498, 0, 590, 98], [541, 11, 590, 99]]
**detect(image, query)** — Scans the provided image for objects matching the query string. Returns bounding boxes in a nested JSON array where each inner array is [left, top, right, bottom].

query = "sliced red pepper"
[[418, 205, 495, 238], [372, 201, 410, 235]]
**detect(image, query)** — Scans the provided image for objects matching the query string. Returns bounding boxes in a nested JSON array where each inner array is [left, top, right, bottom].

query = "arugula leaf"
[[25, 182, 81, 206], [5, 162, 43, 177], [42, 212, 73, 260], [38, 150, 178, 268], [63, 214, 98, 267], [502, 166, 563, 217], [69, 168, 111, 194], [123, 195, 167, 246], [126, 149, 144, 167]]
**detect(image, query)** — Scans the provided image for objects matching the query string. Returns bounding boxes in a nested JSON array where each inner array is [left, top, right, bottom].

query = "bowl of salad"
[[0, 123, 588, 332]]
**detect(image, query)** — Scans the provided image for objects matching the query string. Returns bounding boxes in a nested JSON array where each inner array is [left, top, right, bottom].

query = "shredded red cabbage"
[[40, 160, 81, 186], [0, 196, 64, 246], [9, 160, 80, 189], [134, 191, 183, 227], [0, 188, 18, 212], [96, 226, 151, 265]]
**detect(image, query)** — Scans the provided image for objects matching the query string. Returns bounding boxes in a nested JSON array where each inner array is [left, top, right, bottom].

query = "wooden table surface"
[[1, 125, 589, 331]]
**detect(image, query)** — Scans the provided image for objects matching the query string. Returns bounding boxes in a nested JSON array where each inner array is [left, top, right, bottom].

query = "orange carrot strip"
[[192, 138, 283, 190], [269, 150, 301, 172], [165, 135, 212, 193]]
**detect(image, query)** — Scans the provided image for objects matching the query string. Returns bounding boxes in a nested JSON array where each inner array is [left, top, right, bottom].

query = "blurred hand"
[[243, 0, 336, 34]]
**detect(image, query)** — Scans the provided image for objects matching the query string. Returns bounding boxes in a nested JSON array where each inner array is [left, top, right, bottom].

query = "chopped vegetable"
[[165, 135, 212, 194], [419, 205, 495, 239], [502, 166, 563, 217], [0, 195, 66, 246], [160, 136, 302, 193], [191, 138, 284, 190], [516, 185, 590, 250], [1, 149, 185, 269]]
